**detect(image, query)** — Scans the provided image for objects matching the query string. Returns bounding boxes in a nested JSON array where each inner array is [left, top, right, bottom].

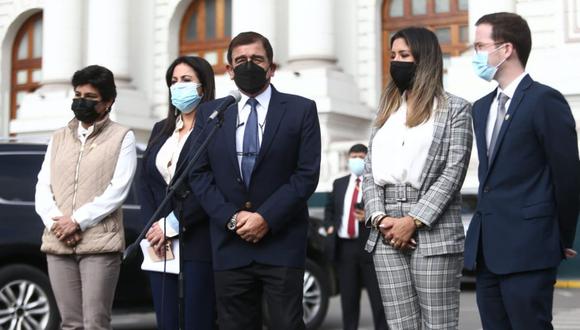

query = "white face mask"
[[472, 44, 507, 82]]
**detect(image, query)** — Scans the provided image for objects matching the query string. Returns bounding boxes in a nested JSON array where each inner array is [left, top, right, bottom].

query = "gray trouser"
[[373, 242, 463, 330], [46, 253, 121, 330]]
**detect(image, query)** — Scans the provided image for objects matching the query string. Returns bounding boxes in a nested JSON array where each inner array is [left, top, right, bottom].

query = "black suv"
[[0, 141, 336, 330]]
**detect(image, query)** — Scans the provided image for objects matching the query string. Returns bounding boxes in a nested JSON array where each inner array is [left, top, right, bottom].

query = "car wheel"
[[0, 265, 60, 330], [303, 259, 329, 330]]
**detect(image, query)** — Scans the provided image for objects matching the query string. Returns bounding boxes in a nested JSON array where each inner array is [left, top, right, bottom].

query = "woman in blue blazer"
[[138, 56, 216, 329]]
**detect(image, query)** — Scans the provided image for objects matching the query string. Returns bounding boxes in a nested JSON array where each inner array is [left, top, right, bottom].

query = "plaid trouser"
[[372, 187, 463, 329]]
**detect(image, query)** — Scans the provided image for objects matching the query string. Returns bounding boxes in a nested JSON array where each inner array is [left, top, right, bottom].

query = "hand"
[[326, 226, 335, 235], [384, 216, 416, 250], [564, 248, 577, 259], [51, 216, 80, 241], [354, 209, 365, 222], [146, 221, 167, 253], [63, 232, 82, 247], [236, 212, 269, 243], [378, 216, 395, 239]]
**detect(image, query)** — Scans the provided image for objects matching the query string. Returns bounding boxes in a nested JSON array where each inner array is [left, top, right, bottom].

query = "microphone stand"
[[124, 113, 226, 330]]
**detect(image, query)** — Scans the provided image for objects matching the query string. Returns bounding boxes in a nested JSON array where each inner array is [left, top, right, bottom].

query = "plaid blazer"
[[364, 92, 473, 256]]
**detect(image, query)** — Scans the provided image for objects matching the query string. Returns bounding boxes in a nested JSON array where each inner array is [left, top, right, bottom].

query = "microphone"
[[207, 90, 242, 121]]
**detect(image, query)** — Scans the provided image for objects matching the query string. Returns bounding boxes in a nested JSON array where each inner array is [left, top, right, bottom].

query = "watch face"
[[227, 219, 236, 231]]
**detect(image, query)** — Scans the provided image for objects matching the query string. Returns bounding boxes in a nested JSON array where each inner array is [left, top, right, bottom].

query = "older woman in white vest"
[[35, 65, 137, 330]]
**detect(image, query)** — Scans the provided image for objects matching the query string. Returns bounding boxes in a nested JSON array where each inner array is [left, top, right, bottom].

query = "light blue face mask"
[[348, 158, 365, 177], [472, 44, 507, 82], [170, 82, 202, 114]]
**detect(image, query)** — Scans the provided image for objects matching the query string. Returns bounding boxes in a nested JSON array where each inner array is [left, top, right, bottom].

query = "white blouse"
[[154, 116, 193, 237], [155, 115, 193, 185], [372, 96, 436, 189]]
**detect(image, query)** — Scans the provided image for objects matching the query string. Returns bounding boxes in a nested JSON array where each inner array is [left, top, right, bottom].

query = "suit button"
[[483, 186, 490, 193], [244, 201, 252, 209], [236, 178, 243, 184]]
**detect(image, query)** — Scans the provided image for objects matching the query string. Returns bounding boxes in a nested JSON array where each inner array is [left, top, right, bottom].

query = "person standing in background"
[[464, 12, 580, 330], [324, 143, 388, 330], [138, 56, 217, 329], [35, 65, 137, 330]]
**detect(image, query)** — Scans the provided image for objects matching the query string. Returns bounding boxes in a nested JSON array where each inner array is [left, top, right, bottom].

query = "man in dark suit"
[[189, 31, 321, 330], [324, 144, 387, 330], [464, 12, 580, 329]]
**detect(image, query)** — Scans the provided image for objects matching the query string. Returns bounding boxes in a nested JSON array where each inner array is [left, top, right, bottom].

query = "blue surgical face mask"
[[170, 82, 202, 113], [348, 158, 365, 177], [472, 44, 507, 82]]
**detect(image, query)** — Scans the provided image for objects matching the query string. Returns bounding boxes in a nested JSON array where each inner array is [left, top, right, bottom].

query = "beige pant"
[[46, 253, 121, 330]]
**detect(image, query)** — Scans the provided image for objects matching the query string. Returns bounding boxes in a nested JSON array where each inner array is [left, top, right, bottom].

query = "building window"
[[381, 0, 468, 86], [179, 0, 232, 74], [11, 12, 42, 120]]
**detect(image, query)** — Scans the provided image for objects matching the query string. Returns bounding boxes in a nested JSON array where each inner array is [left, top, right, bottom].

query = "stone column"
[[288, 0, 335, 68], [86, 0, 131, 84], [231, 0, 276, 53], [42, 0, 83, 86]]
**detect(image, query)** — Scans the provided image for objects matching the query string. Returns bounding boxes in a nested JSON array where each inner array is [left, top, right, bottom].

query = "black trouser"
[[214, 263, 305, 330], [337, 238, 389, 330]]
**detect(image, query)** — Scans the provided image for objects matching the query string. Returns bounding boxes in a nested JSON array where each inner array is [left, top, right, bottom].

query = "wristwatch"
[[414, 218, 425, 229], [227, 213, 238, 231]]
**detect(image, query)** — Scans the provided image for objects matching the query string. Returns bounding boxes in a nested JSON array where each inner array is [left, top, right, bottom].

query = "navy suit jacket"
[[137, 119, 212, 262], [464, 74, 580, 274], [323, 175, 370, 261], [189, 85, 321, 271]]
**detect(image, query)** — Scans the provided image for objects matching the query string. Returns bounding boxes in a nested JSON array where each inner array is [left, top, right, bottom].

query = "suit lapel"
[[224, 103, 242, 179], [487, 75, 532, 168], [336, 177, 349, 225], [418, 94, 449, 191], [475, 91, 496, 175], [254, 86, 286, 169]]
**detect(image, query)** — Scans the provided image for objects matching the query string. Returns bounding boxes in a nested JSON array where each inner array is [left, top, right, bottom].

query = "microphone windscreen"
[[229, 90, 242, 103]]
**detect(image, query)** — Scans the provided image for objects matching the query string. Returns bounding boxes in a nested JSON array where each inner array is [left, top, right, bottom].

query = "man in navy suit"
[[324, 144, 387, 330], [190, 31, 321, 330], [464, 12, 580, 329]]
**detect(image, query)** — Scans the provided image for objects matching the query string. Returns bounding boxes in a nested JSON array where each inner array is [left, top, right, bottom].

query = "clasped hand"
[[235, 211, 269, 244], [51, 215, 82, 247], [378, 215, 417, 250]]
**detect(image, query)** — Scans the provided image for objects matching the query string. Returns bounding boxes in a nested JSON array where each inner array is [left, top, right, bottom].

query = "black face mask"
[[71, 98, 101, 124], [233, 61, 269, 95], [390, 61, 417, 93]]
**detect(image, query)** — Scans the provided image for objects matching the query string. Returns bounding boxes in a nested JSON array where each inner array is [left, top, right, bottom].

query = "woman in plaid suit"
[[363, 27, 472, 329]]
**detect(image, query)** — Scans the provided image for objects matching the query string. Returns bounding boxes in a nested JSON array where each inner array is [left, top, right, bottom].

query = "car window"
[[0, 153, 44, 203]]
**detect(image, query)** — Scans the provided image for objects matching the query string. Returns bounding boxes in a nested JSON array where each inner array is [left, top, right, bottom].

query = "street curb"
[[555, 280, 580, 288]]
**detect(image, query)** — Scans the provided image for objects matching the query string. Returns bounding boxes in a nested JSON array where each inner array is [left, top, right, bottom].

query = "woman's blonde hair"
[[375, 27, 445, 128]]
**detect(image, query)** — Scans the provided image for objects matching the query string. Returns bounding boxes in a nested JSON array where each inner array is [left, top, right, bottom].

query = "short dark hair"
[[349, 144, 368, 154], [476, 12, 532, 67], [71, 65, 117, 102], [227, 31, 273, 65]]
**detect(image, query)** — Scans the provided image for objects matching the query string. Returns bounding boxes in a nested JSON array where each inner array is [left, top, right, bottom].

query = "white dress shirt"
[[154, 115, 193, 236], [338, 174, 363, 239], [35, 124, 137, 231], [372, 95, 436, 189], [236, 85, 271, 174], [485, 72, 528, 153]]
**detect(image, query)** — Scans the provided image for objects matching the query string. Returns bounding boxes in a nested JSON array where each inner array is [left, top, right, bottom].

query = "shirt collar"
[[239, 84, 272, 109], [498, 72, 528, 99], [77, 124, 94, 139]]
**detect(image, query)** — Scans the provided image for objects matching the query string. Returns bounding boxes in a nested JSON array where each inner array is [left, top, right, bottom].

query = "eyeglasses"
[[473, 42, 505, 54]]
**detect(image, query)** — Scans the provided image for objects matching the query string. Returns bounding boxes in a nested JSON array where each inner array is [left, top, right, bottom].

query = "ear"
[[504, 42, 515, 60], [267, 63, 277, 79], [226, 64, 235, 80]]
